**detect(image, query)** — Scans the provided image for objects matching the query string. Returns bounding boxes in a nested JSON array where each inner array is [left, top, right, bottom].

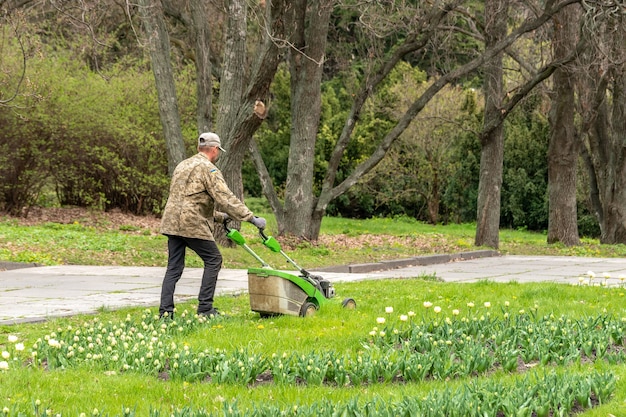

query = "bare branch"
[[317, 0, 583, 210], [0, 14, 27, 105]]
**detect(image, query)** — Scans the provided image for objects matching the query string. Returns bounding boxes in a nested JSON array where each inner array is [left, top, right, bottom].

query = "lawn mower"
[[224, 220, 356, 317]]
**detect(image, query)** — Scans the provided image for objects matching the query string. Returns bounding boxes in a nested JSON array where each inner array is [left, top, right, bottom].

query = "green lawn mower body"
[[225, 222, 355, 317], [247, 267, 328, 317]]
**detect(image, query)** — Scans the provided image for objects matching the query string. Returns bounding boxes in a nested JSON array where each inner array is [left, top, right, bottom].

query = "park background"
[[1, 1, 626, 415]]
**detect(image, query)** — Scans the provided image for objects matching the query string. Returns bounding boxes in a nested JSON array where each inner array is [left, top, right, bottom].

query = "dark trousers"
[[159, 235, 223, 316]]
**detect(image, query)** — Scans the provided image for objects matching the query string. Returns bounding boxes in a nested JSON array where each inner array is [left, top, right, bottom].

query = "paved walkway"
[[1, 253, 626, 325]]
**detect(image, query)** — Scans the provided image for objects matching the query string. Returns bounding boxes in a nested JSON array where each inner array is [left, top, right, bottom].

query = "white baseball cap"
[[198, 132, 226, 152]]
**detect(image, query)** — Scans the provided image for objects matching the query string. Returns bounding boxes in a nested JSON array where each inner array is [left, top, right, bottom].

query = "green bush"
[[0, 39, 183, 215], [501, 95, 549, 231]]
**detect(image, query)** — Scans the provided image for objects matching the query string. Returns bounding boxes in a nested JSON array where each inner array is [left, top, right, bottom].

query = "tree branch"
[[0, 20, 27, 105], [317, 0, 583, 210], [319, 0, 464, 209]]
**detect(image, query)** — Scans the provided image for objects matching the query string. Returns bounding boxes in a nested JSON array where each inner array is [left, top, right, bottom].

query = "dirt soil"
[[5, 207, 432, 252], [11, 207, 162, 232]]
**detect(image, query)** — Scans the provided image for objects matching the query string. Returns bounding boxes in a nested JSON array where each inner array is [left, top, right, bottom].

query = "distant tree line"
[[0, 0, 623, 246]]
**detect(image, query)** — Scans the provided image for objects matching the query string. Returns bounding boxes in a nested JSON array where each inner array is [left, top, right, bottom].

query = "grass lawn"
[[0, 208, 625, 415], [1, 279, 625, 416]]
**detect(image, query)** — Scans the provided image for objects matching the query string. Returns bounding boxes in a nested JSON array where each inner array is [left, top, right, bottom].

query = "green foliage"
[[441, 92, 482, 223], [0, 37, 54, 214], [355, 84, 481, 223], [244, 64, 372, 202], [0, 111, 53, 215], [0, 39, 182, 215], [501, 95, 550, 230]]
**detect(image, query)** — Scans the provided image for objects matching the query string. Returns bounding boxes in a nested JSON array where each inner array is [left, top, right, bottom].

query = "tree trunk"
[[218, 0, 286, 181], [190, 0, 213, 133], [215, 0, 248, 216], [578, 7, 626, 244], [282, 0, 333, 239], [604, 37, 626, 243], [586, 99, 626, 244], [547, 3, 581, 246], [212, 0, 286, 245], [475, 0, 507, 249], [427, 167, 440, 224], [215, 0, 246, 142], [137, 0, 186, 175]]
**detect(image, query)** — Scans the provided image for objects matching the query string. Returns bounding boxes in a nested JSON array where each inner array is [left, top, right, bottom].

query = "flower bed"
[[1, 303, 622, 416]]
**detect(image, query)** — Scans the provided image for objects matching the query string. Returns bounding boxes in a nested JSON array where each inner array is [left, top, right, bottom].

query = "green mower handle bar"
[[223, 219, 271, 268], [258, 229, 312, 278], [258, 229, 281, 253]]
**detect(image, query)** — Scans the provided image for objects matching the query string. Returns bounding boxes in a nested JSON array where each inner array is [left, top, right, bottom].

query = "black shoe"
[[199, 308, 225, 319]]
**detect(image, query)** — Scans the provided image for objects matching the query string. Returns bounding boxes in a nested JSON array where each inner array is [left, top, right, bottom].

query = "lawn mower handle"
[[224, 218, 265, 234], [223, 218, 246, 246], [223, 218, 271, 268], [223, 218, 232, 232]]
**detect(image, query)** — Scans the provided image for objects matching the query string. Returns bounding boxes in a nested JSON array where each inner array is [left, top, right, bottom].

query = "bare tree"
[[215, 0, 246, 138], [217, 0, 288, 204], [475, 0, 507, 249], [577, 1, 626, 243], [0, 12, 28, 107], [257, 0, 581, 240], [137, 0, 186, 175], [278, 0, 335, 238], [189, 0, 214, 133], [134, 0, 286, 209], [547, 3, 582, 246]]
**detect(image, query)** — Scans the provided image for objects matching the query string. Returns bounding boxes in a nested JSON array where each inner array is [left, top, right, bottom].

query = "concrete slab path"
[[1, 254, 625, 325]]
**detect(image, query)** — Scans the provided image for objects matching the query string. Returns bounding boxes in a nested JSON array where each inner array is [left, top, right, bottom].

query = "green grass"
[[1, 209, 626, 415], [0, 280, 624, 415], [1, 212, 625, 269]]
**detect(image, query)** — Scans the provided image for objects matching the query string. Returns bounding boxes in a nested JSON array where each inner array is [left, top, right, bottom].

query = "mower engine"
[[310, 274, 335, 299]]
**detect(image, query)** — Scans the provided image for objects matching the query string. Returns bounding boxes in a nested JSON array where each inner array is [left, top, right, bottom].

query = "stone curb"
[[0, 261, 42, 271], [0, 250, 499, 274], [315, 250, 500, 274]]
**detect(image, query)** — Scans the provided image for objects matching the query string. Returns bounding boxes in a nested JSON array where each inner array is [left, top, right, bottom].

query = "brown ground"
[[14, 207, 162, 231], [5, 206, 449, 252]]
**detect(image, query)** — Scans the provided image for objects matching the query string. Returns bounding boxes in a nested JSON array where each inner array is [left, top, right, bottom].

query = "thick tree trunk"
[[137, 0, 186, 175], [216, 0, 247, 210], [578, 9, 626, 244], [214, 0, 286, 244], [589, 85, 626, 244], [282, 0, 333, 239], [600, 18, 626, 243], [215, 0, 246, 142], [547, 4, 580, 246], [217, 0, 286, 181], [475, 128, 504, 248], [475, 0, 507, 249]]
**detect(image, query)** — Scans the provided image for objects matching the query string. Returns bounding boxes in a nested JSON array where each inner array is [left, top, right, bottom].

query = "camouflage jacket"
[[160, 153, 254, 241]]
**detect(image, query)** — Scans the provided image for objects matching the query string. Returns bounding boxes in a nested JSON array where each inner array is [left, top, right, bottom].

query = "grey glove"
[[250, 216, 266, 229]]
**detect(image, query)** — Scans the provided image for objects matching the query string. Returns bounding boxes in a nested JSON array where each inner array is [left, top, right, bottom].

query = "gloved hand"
[[250, 216, 266, 229], [215, 212, 229, 224]]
